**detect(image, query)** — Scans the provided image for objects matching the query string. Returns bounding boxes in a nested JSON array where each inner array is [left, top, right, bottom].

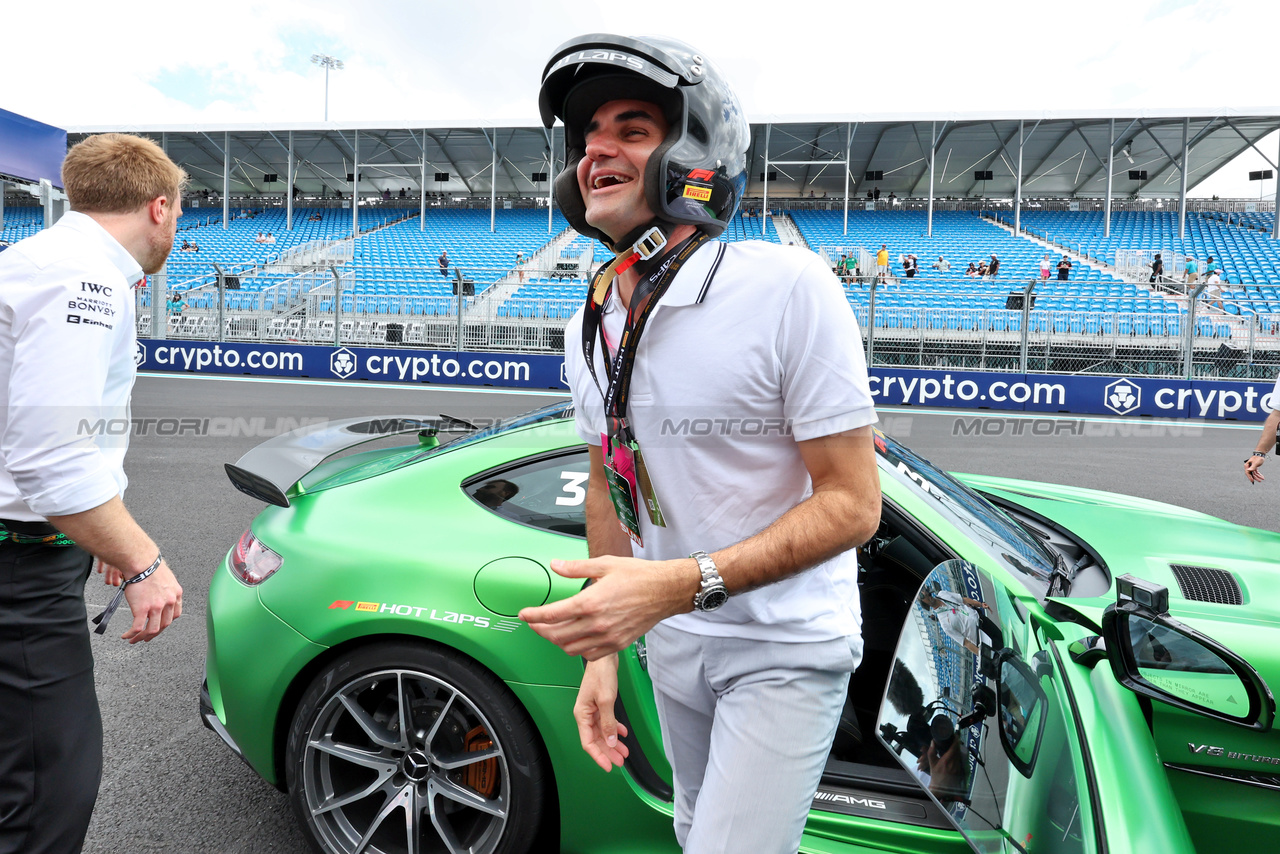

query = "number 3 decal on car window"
[[557, 472, 589, 506]]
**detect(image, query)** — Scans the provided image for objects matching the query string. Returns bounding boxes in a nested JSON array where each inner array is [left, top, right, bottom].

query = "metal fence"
[[856, 280, 1280, 380], [136, 265, 1280, 380]]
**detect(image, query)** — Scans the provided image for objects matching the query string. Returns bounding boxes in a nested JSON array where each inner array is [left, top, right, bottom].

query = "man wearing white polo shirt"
[[521, 35, 881, 853], [1244, 374, 1280, 484]]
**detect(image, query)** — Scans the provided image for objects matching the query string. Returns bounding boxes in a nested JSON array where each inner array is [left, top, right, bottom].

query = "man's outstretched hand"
[[519, 555, 696, 661]]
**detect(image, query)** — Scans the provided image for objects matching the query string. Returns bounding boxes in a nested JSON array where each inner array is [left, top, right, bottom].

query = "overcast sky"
[[10, 0, 1280, 198]]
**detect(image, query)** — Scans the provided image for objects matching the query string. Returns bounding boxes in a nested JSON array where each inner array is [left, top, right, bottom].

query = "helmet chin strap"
[[587, 221, 671, 310], [608, 222, 669, 275]]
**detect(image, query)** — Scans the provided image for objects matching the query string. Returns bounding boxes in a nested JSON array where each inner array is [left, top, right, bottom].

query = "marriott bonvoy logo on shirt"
[[67, 281, 117, 330]]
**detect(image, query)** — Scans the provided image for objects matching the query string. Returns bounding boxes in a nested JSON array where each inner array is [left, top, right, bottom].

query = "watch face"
[[699, 588, 729, 611]]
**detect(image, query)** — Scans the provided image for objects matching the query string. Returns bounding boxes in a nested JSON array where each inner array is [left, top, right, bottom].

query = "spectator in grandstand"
[[1149, 253, 1164, 284], [888, 191, 897, 205], [877, 244, 889, 283], [933, 256, 950, 272], [1205, 256, 1218, 279], [965, 262, 978, 277], [181, 239, 192, 252], [873, 186, 881, 201], [0, 132, 184, 854], [382, 188, 391, 201], [439, 249, 449, 277], [399, 187, 407, 198], [1203, 271, 1225, 311], [837, 253, 855, 283], [977, 260, 989, 278], [265, 232, 276, 244], [902, 254, 917, 278], [1040, 254, 1052, 280], [1243, 375, 1280, 484], [1057, 256, 1072, 280], [1184, 256, 1199, 284], [866, 189, 873, 200], [516, 251, 525, 283], [166, 291, 186, 315], [987, 255, 1000, 278], [526, 33, 878, 854], [254, 232, 266, 243]]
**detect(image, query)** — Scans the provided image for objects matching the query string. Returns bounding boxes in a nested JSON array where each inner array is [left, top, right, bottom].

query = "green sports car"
[[203, 401, 1280, 854]]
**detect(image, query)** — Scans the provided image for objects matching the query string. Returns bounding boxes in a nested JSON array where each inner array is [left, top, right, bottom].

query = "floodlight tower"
[[310, 53, 344, 121]]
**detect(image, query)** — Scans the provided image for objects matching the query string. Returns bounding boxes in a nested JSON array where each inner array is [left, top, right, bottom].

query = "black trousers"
[[0, 540, 102, 854]]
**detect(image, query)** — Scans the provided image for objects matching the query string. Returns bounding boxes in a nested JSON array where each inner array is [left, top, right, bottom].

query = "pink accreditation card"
[[601, 433, 644, 546]]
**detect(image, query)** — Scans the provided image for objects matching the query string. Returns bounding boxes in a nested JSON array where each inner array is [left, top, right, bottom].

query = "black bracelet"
[[92, 553, 163, 635]]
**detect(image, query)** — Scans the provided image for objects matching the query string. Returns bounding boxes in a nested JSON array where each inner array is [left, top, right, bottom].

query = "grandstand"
[[3, 110, 1275, 377], [0, 207, 46, 245]]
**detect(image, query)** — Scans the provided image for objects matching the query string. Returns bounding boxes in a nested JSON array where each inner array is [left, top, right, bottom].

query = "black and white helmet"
[[539, 34, 750, 248]]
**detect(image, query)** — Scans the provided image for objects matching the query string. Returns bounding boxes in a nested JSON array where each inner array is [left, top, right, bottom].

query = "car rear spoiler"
[[225, 415, 448, 507]]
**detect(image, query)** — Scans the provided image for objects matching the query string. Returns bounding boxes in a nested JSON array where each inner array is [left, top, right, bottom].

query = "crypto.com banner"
[[867, 368, 1276, 421], [136, 339, 568, 390], [137, 340, 1276, 421]]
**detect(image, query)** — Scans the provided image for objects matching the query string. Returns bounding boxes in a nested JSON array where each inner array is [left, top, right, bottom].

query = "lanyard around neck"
[[580, 232, 708, 439]]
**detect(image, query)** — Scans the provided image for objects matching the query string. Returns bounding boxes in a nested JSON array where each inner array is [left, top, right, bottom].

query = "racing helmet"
[[539, 34, 750, 249]]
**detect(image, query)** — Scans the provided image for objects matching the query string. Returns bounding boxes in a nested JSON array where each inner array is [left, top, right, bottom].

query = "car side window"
[[465, 450, 590, 538]]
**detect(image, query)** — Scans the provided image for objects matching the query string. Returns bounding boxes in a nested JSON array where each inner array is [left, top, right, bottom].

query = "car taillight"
[[229, 528, 283, 585]]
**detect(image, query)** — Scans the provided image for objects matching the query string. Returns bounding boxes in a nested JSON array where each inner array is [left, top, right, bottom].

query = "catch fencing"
[[136, 266, 1280, 381]]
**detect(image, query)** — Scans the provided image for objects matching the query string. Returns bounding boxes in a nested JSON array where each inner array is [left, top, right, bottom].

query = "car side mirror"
[[995, 652, 1047, 777], [1101, 575, 1275, 731]]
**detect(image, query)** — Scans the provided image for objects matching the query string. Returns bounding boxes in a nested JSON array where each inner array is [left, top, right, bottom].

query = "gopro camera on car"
[[1115, 574, 1169, 615]]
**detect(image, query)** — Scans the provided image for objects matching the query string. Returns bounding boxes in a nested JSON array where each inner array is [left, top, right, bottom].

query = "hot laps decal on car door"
[[326, 600, 523, 632]]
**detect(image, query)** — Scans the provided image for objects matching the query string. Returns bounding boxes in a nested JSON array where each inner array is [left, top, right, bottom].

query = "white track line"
[[136, 374, 1261, 429]]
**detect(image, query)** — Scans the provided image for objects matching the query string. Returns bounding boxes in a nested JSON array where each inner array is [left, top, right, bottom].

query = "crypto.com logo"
[[134, 341, 147, 367], [1104, 379, 1141, 415], [559, 361, 570, 388], [330, 347, 357, 379]]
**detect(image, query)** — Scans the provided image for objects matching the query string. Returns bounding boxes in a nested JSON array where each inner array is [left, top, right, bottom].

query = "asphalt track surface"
[[80, 374, 1277, 854]]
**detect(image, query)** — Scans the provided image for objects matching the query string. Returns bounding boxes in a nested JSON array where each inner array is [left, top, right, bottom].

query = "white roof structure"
[[67, 109, 1280, 200]]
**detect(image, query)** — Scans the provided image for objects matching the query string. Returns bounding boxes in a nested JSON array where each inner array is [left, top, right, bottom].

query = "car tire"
[[286, 641, 545, 854]]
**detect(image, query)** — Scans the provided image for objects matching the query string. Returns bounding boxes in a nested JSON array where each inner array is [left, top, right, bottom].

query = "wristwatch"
[[690, 550, 728, 612]]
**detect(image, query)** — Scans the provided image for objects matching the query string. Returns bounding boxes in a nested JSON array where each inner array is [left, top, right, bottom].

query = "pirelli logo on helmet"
[[683, 185, 713, 202]]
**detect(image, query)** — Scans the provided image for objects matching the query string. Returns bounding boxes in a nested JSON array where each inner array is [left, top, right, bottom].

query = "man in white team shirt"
[[521, 34, 881, 853], [0, 133, 184, 854], [1244, 374, 1280, 484]]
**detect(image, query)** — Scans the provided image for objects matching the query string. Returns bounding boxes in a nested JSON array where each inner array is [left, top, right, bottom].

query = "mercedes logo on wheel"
[[1104, 379, 1141, 415], [402, 750, 431, 782]]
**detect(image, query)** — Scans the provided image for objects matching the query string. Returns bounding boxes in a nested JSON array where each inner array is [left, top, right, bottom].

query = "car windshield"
[[874, 429, 1056, 595]]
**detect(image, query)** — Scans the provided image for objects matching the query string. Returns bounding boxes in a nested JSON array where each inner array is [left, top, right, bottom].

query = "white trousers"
[[646, 622, 860, 854]]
